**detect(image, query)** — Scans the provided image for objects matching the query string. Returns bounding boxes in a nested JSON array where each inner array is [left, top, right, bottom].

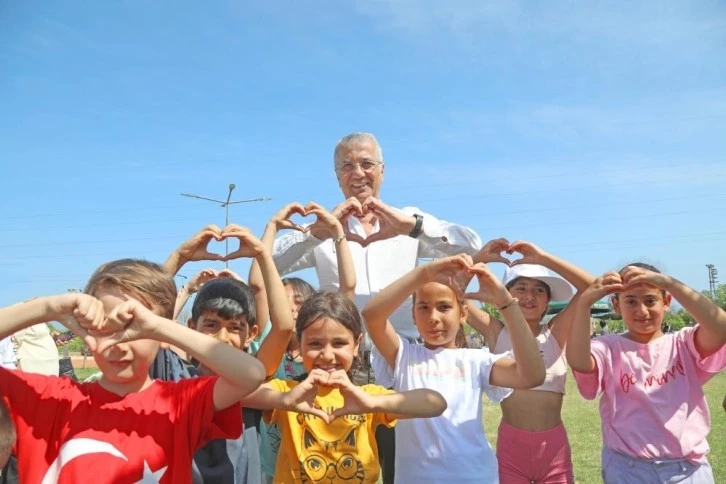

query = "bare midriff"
[[500, 388, 564, 431]]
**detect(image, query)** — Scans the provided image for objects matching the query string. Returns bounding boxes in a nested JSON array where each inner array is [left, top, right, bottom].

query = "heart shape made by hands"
[[500, 251, 519, 265], [340, 198, 407, 248], [504, 243, 534, 266], [288, 211, 314, 232], [205, 237, 230, 260], [291, 370, 376, 424], [477, 238, 546, 267]]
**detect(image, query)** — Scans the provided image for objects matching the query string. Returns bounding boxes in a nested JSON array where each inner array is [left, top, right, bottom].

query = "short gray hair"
[[333, 132, 384, 166]]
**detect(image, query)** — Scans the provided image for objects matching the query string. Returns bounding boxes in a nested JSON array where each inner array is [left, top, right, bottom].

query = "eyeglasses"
[[336, 159, 383, 174]]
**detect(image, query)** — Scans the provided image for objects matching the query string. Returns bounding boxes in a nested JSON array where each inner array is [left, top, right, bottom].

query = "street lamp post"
[[181, 184, 270, 267]]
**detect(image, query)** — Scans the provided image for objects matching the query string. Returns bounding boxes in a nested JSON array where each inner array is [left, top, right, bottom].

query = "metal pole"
[[180, 184, 269, 270], [224, 184, 235, 267]]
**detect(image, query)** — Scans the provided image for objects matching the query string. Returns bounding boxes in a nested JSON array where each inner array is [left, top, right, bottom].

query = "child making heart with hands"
[[361, 255, 545, 484], [466, 238, 593, 484], [160, 223, 298, 484], [567, 263, 726, 484], [248, 201, 357, 483], [0, 259, 266, 483], [241, 291, 447, 484]]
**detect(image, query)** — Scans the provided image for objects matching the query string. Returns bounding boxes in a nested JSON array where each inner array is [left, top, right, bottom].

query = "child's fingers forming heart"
[[217, 268, 244, 282], [188, 268, 218, 292], [282, 370, 332, 423], [272, 202, 309, 232], [222, 225, 265, 261], [75, 302, 107, 351], [463, 263, 505, 304], [619, 266, 668, 290], [71, 295, 106, 332], [97, 298, 159, 352], [475, 238, 511, 265], [178, 225, 225, 262], [305, 202, 345, 239], [54, 294, 106, 352], [508, 240, 546, 266], [582, 272, 624, 305], [424, 254, 473, 283], [328, 370, 375, 420]]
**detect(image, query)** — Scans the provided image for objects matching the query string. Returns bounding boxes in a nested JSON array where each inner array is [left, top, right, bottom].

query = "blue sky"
[[1, 1, 725, 309]]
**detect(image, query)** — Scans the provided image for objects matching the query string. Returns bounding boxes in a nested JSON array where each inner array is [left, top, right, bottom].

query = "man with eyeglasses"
[[272, 132, 482, 483], [273, 132, 481, 348]]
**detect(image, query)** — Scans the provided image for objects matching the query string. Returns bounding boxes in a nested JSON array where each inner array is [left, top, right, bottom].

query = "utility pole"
[[706, 264, 718, 299], [181, 184, 270, 267]]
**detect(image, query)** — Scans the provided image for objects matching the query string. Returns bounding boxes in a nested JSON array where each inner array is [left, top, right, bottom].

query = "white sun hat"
[[501, 264, 574, 303]]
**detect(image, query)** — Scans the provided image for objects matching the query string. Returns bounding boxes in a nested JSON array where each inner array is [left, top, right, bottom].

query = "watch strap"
[[408, 214, 424, 238]]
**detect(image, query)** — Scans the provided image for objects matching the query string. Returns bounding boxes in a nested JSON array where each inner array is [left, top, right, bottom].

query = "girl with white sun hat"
[[467, 238, 593, 484]]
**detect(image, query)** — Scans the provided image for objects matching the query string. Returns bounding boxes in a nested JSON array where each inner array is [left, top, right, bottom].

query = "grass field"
[[483, 371, 726, 482], [74, 367, 100, 381]]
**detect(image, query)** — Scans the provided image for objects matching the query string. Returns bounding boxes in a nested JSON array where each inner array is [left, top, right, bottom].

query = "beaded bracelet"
[[497, 297, 519, 311]]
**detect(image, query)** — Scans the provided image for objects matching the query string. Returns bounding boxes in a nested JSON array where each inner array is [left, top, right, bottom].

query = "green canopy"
[[547, 300, 613, 316]]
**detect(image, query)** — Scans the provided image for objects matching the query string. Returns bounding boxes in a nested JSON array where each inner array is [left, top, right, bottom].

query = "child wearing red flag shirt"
[[0, 259, 266, 483]]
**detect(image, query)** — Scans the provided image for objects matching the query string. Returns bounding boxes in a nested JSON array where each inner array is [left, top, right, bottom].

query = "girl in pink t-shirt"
[[567, 263, 726, 484]]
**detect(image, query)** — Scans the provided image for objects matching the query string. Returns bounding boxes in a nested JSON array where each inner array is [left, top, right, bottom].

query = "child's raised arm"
[[566, 272, 624, 374], [173, 268, 218, 319], [508, 241, 594, 348], [0, 295, 106, 350], [162, 225, 225, 276], [249, 203, 308, 331], [98, 298, 266, 412], [465, 264, 545, 389], [362, 255, 472, 367], [241, 370, 446, 422], [304, 202, 356, 300], [620, 266, 726, 357], [326, 370, 446, 421], [508, 241, 593, 292], [223, 224, 294, 378], [241, 369, 340, 422], [466, 301, 499, 349], [467, 238, 512, 346]]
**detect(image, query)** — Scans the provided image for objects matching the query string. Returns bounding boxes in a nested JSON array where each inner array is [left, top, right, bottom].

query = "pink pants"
[[497, 420, 574, 484]]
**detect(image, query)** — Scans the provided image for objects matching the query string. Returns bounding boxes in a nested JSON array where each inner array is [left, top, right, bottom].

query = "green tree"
[[480, 303, 501, 321], [67, 336, 91, 356], [701, 283, 726, 310], [663, 311, 686, 332], [674, 308, 695, 326], [606, 319, 625, 333]]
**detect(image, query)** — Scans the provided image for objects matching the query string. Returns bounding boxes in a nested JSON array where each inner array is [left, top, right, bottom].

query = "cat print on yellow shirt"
[[295, 418, 366, 483]]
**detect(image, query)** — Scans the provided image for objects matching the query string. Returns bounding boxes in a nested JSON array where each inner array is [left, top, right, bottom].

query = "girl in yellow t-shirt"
[[242, 291, 446, 483]]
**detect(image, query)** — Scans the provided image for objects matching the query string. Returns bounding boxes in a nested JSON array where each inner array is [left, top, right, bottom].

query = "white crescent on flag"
[[39, 437, 168, 484], [41, 438, 127, 484]]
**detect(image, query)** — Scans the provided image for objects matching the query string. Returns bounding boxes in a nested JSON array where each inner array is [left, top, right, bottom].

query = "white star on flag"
[[135, 461, 167, 483]]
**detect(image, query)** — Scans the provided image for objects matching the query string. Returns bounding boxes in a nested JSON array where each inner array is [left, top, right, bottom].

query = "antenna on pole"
[[706, 264, 718, 299], [181, 184, 270, 267]]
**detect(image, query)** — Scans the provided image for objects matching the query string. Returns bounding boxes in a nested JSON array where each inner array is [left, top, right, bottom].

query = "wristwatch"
[[408, 214, 424, 238]]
